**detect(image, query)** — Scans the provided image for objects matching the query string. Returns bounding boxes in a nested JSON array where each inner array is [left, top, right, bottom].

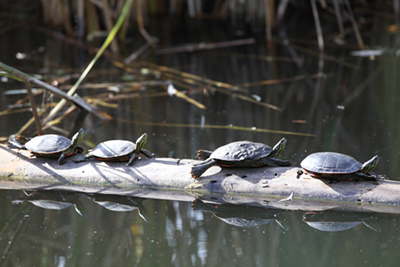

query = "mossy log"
[[1, 144, 400, 214]]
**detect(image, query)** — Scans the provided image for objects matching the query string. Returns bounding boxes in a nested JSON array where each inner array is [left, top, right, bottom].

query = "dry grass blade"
[[344, 0, 365, 50], [0, 61, 109, 120], [238, 73, 324, 88], [44, 0, 133, 123], [137, 0, 157, 48], [150, 65, 280, 111], [124, 42, 152, 63], [90, 92, 169, 103], [59, 81, 170, 90], [16, 108, 48, 135], [122, 120, 315, 137], [43, 105, 79, 129], [167, 84, 206, 109], [214, 87, 282, 111], [156, 38, 255, 54], [0, 89, 43, 116], [143, 62, 249, 92], [290, 44, 358, 69]]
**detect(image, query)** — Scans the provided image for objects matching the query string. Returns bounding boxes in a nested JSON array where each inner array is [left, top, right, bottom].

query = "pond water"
[[2, 5, 400, 267]]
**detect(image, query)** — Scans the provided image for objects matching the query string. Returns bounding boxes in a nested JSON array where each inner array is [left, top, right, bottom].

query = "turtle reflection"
[[302, 211, 381, 232], [92, 194, 151, 223], [12, 190, 87, 218], [192, 198, 289, 230]]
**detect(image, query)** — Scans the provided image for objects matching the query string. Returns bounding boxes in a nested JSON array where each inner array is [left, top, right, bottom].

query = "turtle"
[[7, 128, 84, 165], [191, 137, 291, 179], [300, 152, 379, 181], [73, 133, 155, 166]]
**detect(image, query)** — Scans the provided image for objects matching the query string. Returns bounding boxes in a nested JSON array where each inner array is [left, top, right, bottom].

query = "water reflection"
[[192, 198, 289, 230], [1, 188, 400, 266], [92, 194, 151, 222], [12, 190, 88, 218], [302, 211, 381, 232]]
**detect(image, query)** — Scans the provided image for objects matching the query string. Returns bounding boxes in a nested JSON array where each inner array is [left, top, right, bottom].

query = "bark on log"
[[1, 144, 400, 214]]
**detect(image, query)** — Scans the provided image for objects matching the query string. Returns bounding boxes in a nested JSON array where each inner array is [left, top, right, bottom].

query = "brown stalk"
[[237, 73, 324, 88], [156, 38, 255, 55], [311, 0, 324, 52], [101, 0, 119, 53], [137, 0, 157, 48], [56, 0, 75, 37], [332, 0, 345, 39], [344, 0, 365, 50], [25, 81, 43, 135], [264, 0, 273, 47]]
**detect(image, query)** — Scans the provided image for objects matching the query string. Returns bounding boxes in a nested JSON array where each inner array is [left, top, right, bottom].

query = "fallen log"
[[1, 144, 400, 214]]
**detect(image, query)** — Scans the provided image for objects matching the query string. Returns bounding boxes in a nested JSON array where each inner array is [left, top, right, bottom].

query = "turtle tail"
[[196, 150, 213, 160]]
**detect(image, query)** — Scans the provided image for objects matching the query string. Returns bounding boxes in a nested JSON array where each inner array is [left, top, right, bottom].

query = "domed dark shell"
[[210, 141, 272, 162], [91, 140, 136, 158], [301, 152, 362, 174], [25, 135, 72, 154]]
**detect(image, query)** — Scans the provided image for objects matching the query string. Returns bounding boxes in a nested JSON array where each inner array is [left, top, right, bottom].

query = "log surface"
[[1, 144, 400, 214]]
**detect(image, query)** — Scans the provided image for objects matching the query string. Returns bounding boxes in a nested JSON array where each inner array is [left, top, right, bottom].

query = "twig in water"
[[278, 192, 294, 202]]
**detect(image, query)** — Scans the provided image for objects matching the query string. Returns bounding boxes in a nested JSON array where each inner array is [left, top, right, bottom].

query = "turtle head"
[[71, 128, 85, 147], [270, 137, 287, 158], [135, 133, 148, 151], [360, 155, 379, 174]]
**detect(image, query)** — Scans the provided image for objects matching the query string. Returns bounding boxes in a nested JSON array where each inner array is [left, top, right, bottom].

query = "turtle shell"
[[90, 140, 136, 159], [300, 152, 362, 175], [25, 135, 73, 155], [210, 141, 273, 162]]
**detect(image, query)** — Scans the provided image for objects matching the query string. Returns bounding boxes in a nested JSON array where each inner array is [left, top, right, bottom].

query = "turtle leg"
[[127, 152, 139, 166], [58, 153, 67, 165], [354, 172, 378, 181], [58, 148, 76, 164], [191, 158, 217, 179], [73, 154, 93, 163], [196, 150, 213, 160], [140, 149, 157, 158]]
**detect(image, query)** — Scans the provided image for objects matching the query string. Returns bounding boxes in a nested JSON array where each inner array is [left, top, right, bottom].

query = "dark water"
[[2, 9, 400, 267]]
